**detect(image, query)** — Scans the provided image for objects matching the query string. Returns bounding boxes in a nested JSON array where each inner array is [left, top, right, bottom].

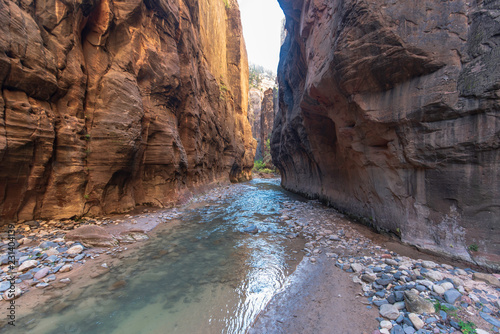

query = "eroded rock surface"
[[0, 0, 255, 221], [273, 0, 500, 269]]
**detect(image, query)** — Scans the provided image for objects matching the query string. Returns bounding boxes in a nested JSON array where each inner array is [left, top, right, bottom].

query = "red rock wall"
[[259, 88, 274, 159], [273, 0, 500, 269], [0, 0, 255, 221]]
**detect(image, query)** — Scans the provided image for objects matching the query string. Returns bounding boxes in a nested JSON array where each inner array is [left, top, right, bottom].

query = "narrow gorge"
[[0, 0, 499, 333]]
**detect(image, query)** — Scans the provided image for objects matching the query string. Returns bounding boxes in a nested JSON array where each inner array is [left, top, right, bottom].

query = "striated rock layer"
[[0, 0, 255, 221], [273, 0, 500, 269]]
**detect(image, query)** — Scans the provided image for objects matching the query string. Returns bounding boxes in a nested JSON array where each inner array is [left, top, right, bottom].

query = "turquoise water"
[[14, 179, 305, 333]]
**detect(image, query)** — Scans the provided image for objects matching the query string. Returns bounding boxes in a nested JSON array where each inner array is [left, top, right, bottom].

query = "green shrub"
[[458, 321, 476, 334], [468, 244, 479, 252]]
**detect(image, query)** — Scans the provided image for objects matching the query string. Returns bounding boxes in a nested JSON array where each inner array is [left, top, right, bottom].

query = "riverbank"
[[251, 197, 500, 334], [0, 178, 499, 333]]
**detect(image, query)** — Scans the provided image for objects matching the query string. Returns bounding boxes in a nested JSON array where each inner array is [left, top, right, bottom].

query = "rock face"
[[0, 0, 255, 221], [248, 87, 264, 158], [259, 88, 275, 159], [273, 0, 500, 269]]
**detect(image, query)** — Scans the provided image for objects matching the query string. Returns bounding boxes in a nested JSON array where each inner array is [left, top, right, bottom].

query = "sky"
[[237, 0, 285, 74]]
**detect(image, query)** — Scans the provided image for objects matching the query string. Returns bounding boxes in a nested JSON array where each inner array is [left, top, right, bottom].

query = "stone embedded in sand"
[[66, 225, 117, 248], [59, 264, 73, 273], [18, 260, 38, 272], [3, 287, 22, 300], [67, 245, 83, 255]]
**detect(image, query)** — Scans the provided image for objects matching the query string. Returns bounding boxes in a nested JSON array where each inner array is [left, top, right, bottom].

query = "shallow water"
[[13, 179, 306, 334]]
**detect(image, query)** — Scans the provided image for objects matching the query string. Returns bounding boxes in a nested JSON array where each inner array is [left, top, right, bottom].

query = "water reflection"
[[9, 179, 305, 334]]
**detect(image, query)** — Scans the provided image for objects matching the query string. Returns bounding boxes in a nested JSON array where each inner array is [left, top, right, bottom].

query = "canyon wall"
[[0, 0, 255, 221], [259, 88, 274, 160], [274, 0, 500, 269]]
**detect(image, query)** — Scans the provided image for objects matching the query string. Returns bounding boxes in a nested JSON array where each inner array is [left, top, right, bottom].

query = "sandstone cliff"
[[0, 0, 255, 221], [274, 0, 500, 269], [259, 87, 274, 161]]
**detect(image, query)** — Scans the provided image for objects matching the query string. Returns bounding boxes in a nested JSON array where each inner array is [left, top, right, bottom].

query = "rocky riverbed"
[[1, 178, 499, 333], [262, 198, 500, 334]]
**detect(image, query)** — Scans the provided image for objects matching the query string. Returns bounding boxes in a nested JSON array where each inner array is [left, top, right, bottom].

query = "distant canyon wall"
[[0, 0, 255, 221], [274, 0, 500, 269]]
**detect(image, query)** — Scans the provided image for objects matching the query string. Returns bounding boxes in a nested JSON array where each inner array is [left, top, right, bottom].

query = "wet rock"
[[66, 226, 118, 247], [109, 280, 127, 291], [380, 304, 400, 320], [244, 225, 259, 234], [404, 291, 435, 314]]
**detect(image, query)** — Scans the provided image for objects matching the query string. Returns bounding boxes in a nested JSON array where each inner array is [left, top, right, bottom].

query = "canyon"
[[0, 0, 255, 221], [273, 0, 500, 269]]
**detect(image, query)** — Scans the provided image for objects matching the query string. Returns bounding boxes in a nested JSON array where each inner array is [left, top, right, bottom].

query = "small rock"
[[3, 287, 22, 300], [36, 282, 49, 289], [433, 285, 445, 295], [351, 263, 363, 273], [67, 245, 83, 255], [44, 248, 59, 256], [440, 282, 454, 291], [59, 278, 71, 284], [421, 261, 437, 269], [444, 289, 462, 304], [380, 304, 400, 320], [380, 320, 393, 329], [34, 267, 50, 280], [475, 329, 489, 334], [408, 313, 424, 330], [18, 260, 38, 271], [0, 281, 11, 292], [59, 264, 73, 273], [424, 270, 443, 281], [404, 291, 435, 314]]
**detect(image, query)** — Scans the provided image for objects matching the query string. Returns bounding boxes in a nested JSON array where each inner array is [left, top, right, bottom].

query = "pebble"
[[408, 313, 424, 330], [380, 304, 400, 320], [59, 264, 73, 273], [18, 260, 38, 271], [34, 267, 50, 280], [67, 245, 84, 255], [36, 282, 49, 289], [380, 320, 393, 329]]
